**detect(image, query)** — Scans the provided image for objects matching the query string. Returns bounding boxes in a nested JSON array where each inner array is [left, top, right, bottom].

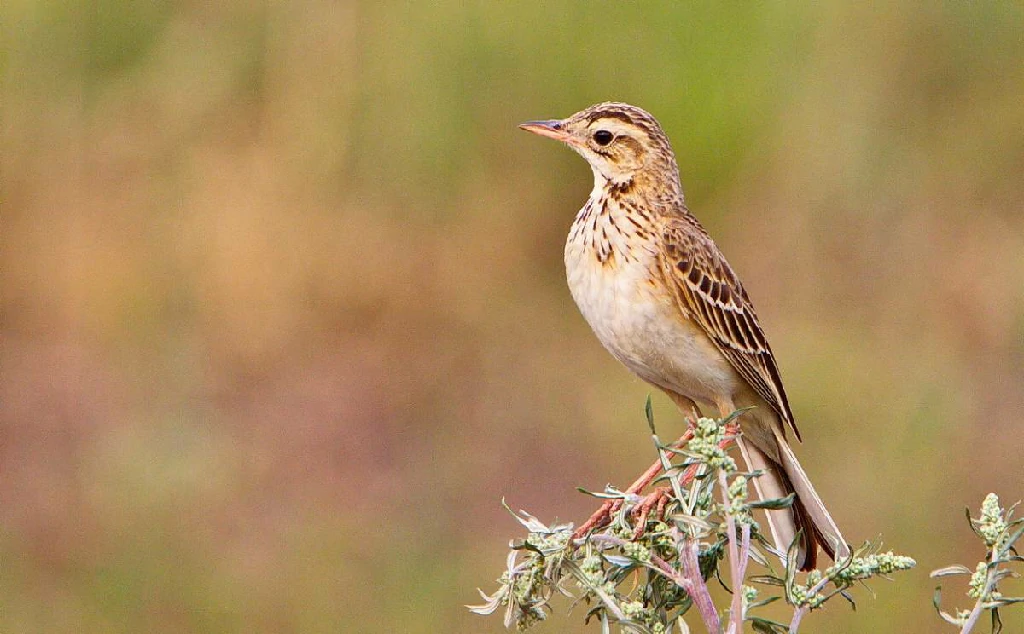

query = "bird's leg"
[[573, 395, 699, 541], [630, 417, 743, 538], [573, 427, 694, 540], [573, 418, 743, 541], [573, 395, 740, 541]]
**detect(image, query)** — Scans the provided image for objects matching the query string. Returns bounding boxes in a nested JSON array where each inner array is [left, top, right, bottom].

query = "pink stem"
[[788, 573, 831, 633], [720, 471, 744, 634], [680, 537, 721, 632]]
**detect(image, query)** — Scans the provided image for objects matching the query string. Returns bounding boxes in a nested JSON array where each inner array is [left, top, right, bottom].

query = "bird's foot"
[[573, 429, 697, 542], [631, 487, 672, 539], [573, 422, 740, 541]]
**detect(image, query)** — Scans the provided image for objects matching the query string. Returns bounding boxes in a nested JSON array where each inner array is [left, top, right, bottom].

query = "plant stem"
[[788, 574, 832, 633], [720, 471, 743, 634], [587, 533, 720, 631], [680, 537, 721, 633], [959, 546, 999, 634]]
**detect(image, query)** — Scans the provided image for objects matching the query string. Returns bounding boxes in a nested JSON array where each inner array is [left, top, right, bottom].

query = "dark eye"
[[593, 130, 613, 146]]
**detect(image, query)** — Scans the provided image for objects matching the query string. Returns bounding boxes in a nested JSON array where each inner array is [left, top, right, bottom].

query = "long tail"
[[735, 433, 850, 571]]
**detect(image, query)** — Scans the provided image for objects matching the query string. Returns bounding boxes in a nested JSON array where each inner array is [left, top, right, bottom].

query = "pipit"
[[520, 102, 850, 571]]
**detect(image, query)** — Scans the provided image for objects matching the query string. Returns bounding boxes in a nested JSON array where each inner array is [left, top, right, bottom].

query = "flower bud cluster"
[[975, 493, 1007, 549], [687, 417, 736, 472]]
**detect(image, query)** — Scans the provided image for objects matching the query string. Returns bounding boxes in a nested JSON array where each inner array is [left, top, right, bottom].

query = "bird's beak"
[[519, 119, 571, 143]]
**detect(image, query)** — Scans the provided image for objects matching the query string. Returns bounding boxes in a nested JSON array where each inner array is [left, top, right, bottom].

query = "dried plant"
[[469, 400, 915, 633]]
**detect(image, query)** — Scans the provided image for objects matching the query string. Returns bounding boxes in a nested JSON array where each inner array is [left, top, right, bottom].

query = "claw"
[[631, 487, 672, 539]]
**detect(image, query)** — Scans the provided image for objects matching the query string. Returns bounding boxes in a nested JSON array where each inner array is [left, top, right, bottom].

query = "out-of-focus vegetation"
[[932, 493, 1024, 632], [1, 2, 1022, 633]]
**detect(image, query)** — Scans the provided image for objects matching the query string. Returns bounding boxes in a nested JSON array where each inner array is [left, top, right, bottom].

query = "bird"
[[519, 102, 850, 571]]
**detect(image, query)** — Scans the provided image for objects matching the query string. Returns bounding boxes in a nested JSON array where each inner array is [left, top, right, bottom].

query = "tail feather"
[[736, 432, 849, 571], [771, 429, 850, 563], [667, 392, 850, 571], [735, 437, 817, 570]]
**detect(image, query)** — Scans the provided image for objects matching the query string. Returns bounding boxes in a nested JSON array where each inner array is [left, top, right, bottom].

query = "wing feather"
[[659, 218, 801, 441]]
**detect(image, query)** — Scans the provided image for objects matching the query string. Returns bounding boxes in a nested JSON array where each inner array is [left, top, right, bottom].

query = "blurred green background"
[[2, 1, 1023, 632]]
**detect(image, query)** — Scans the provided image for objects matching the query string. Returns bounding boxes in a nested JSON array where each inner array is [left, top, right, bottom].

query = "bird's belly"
[[565, 248, 738, 406]]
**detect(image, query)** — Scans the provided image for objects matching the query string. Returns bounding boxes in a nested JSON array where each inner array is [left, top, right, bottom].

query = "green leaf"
[[645, 395, 656, 433], [667, 513, 714, 532], [999, 523, 1024, 557], [512, 540, 544, 555], [748, 575, 785, 587], [622, 621, 654, 634], [932, 585, 944, 613], [747, 546, 770, 567], [604, 555, 636, 568], [840, 589, 856, 610], [747, 595, 781, 609], [785, 530, 803, 577], [747, 494, 795, 511], [577, 486, 627, 500], [721, 406, 754, 426], [501, 499, 552, 532], [749, 616, 788, 633], [966, 505, 981, 538], [930, 564, 972, 578]]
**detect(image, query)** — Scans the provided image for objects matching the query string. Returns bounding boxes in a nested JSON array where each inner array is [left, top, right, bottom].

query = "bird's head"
[[520, 102, 679, 190]]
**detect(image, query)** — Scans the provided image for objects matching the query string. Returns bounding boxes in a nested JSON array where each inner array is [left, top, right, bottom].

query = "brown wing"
[[658, 217, 801, 441]]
